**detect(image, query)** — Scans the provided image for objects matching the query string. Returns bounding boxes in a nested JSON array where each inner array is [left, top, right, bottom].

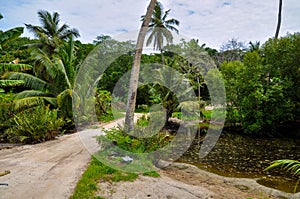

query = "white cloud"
[[1, 0, 300, 49]]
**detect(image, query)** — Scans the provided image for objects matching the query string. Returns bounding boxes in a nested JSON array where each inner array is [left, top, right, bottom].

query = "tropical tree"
[[143, 1, 179, 55], [0, 14, 24, 52], [0, 13, 32, 92], [217, 38, 247, 65], [221, 33, 300, 135], [248, 41, 260, 52], [275, 0, 283, 39], [125, 0, 157, 132], [25, 10, 80, 55], [7, 36, 77, 119]]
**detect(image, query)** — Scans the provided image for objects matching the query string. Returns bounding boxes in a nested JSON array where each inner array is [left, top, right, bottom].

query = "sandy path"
[[0, 115, 129, 199]]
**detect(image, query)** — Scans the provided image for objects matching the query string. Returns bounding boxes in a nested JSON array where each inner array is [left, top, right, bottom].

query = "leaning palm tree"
[[142, 1, 179, 55], [25, 10, 80, 55], [275, 0, 283, 39], [125, 0, 157, 132]]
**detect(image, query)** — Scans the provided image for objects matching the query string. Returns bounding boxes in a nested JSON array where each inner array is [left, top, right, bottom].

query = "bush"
[[97, 115, 173, 153], [5, 106, 65, 144], [0, 93, 14, 141]]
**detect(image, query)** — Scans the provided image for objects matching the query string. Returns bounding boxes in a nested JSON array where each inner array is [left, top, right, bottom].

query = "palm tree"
[[25, 10, 79, 84], [125, 0, 157, 132], [7, 37, 76, 118], [249, 41, 260, 52], [143, 1, 179, 55], [275, 0, 283, 39], [25, 10, 80, 55]]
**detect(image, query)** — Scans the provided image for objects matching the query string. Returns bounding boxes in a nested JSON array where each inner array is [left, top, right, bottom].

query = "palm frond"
[[57, 89, 72, 107], [0, 80, 24, 87], [25, 24, 43, 39], [13, 96, 57, 111], [0, 27, 24, 46], [31, 48, 58, 79], [146, 30, 156, 47], [14, 90, 49, 99], [162, 28, 173, 45], [7, 72, 50, 91], [162, 9, 171, 21], [0, 63, 32, 74], [12, 97, 45, 111], [265, 159, 300, 193], [53, 57, 72, 89], [264, 159, 300, 176], [165, 24, 179, 34]]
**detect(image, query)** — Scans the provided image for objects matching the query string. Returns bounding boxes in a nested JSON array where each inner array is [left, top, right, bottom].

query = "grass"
[[70, 110, 159, 199], [70, 157, 140, 199], [172, 109, 212, 121], [97, 111, 125, 123]]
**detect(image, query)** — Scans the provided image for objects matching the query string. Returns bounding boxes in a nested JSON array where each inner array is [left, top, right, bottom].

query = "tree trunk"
[[125, 0, 157, 132], [275, 0, 282, 39]]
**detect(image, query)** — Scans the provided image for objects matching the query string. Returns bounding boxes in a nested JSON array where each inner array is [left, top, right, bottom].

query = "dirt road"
[[0, 116, 126, 199]]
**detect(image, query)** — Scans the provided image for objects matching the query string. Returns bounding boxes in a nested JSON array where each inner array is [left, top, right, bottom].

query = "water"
[[177, 132, 300, 193]]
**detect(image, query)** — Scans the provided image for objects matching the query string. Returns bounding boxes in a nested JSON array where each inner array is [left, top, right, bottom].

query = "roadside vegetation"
[[0, 0, 299, 196]]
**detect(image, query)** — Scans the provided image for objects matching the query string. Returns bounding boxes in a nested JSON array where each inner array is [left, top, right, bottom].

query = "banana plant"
[[7, 36, 77, 119]]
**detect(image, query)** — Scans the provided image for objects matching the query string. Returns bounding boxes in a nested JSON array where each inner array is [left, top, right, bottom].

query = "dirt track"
[[0, 132, 92, 199], [0, 116, 126, 199]]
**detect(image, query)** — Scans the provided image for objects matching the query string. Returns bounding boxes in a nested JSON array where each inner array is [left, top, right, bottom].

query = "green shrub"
[[6, 106, 65, 144], [97, 115, 173, 153], [0, 93, 14, 141]]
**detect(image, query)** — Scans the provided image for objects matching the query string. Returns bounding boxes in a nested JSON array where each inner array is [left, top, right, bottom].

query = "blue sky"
[[0, 0, 300, 49]]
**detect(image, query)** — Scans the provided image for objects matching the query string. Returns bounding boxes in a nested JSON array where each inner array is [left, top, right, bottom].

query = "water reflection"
[[177, 132, 300, 193]]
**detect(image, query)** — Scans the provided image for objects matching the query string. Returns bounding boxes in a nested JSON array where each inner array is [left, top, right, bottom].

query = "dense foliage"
[[222, 33, 300, 136], [1, 7, 300, 144], [5, 105, 64, 144]]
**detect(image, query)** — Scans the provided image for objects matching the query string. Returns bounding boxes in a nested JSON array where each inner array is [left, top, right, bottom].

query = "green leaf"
[[0, 63, 32, 74]]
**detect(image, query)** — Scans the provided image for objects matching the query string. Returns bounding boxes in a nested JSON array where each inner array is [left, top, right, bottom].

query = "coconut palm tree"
[[275, 0, 283, 39], [25, 10, 80, 55], [25, 10, 79, 84], [142, 1, 179, 55], [125, 0, 157, 132]]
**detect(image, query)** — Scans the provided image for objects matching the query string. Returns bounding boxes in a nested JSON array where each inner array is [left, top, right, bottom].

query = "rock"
[[122, 156, 133, 163], [234, 184, 250, 191], [155, 159, 171, 169]]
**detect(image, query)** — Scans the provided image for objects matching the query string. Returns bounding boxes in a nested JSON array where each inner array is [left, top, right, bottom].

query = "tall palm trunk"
[[125, 0, 157, 132], [275, 0, 283, 39]]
